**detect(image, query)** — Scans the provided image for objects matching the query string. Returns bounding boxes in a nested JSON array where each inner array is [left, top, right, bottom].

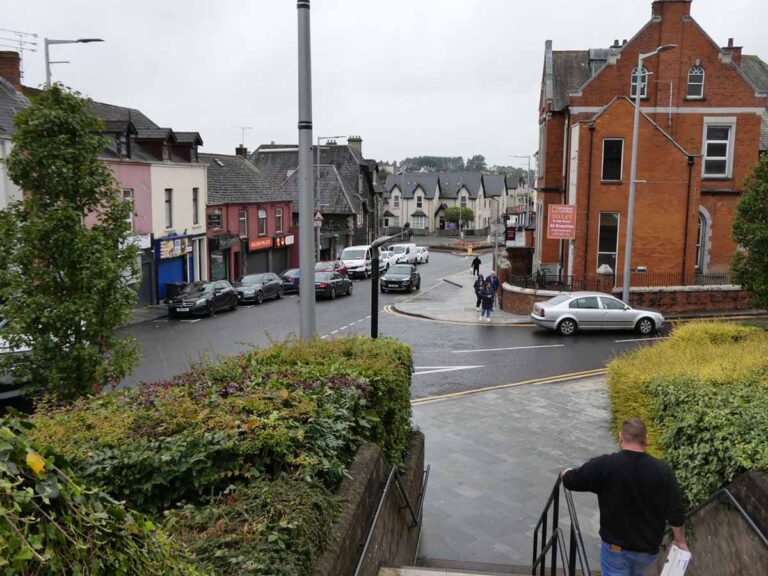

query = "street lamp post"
[[370, 231, 406, 338], [622, 44, 677, 304], [316, 135, 345, 261], [44, 37, 103, 85]]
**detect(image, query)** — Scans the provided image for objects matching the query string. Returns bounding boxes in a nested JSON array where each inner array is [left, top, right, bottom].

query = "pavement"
[[128, 304, 167, 326]]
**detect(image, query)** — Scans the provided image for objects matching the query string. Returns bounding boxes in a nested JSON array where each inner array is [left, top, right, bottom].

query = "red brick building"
[[536, 0, 768, 286]]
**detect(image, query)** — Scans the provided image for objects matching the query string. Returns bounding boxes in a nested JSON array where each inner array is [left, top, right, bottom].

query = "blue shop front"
[[154, 232, 208, 302]]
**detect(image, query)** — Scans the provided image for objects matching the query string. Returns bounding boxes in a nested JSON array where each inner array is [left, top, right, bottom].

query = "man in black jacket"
[[561, 417, 688, 576]]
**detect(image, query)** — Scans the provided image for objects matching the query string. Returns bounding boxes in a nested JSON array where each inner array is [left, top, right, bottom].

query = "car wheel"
[[230, 297, 238, 311], [381, 287, 386, 293], [426, 256, 429, 263], [347, 283, 353, 296], [255, 291, 264, 305], [416, 279, 421, 290], [557, 318, 577, 336], [636, 317, 655, 335], [206, 302, 214, 317], [330, 287, 336, 300], [276, 288, 283, 299], [408, 283, 414, 293]]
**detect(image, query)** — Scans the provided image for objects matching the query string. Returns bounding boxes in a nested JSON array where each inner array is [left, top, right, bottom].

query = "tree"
[[732, 154, 768, 307], [0, 85, 139, 402], [465, 154, 487, 171], [444, 206, 475, 229]]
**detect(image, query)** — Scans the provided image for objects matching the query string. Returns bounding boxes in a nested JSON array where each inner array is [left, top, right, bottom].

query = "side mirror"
[[214, 288, 223, 295], [624, 305, 631, 311]]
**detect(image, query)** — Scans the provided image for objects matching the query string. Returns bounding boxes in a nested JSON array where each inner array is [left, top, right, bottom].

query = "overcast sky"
[[4, 0, 768, 168]]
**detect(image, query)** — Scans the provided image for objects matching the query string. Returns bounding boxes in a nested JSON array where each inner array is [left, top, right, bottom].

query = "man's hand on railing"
[[560, 468, 572, 479]]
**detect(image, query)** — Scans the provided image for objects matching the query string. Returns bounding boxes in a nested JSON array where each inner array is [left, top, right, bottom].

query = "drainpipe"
[[583, 124, 596, 279], [681, 155, 695, 285], [560, 111, 571, 279]]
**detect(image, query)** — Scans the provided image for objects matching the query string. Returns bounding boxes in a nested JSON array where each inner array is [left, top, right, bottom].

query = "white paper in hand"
[[660, 544, 692, 576]]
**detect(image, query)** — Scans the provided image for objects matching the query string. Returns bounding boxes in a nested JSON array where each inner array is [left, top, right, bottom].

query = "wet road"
[[123, 251, 664, 398]]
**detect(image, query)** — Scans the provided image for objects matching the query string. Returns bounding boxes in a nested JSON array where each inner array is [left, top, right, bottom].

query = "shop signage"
[[274, 234, 295, 248], [123, 233, 151, 250], [547, 204, 577, 240], [249, 237, 274, 251], [505, 227, 516, 241], [211, 233, 240, 251], [159, 237, 190, 259], [207, 212, 222, 229]]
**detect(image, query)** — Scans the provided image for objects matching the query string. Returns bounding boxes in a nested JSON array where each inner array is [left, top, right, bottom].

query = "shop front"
[[155, 233, 207, 301], [245, 234, 295, 274], [209, 232, 241, 281]]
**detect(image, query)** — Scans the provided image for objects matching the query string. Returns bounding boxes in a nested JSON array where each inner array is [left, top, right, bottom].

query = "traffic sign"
[[314, 210, 323, 222]]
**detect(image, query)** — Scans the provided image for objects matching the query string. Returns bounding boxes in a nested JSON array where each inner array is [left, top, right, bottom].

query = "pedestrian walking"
[[473, 274, 484, 308], [479, 281, 494, 322], [485, 270, 499, 292], [471, 255, 481, 277], [561, 417, 688, 576]]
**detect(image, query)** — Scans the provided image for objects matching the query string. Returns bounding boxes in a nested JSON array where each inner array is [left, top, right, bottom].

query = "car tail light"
[[318, 282, 328, 288]]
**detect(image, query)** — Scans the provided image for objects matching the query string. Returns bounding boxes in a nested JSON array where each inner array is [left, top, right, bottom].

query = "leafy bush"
[[608, 322, 768, 505], [0, 416, 199, 575], [165, 476, 340, 576]]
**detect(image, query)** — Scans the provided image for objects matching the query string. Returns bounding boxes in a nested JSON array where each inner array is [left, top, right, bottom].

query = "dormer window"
[[460, 195, 467, 209], [117, 134, 128, 157], [162, 144, 170, 161], [416, 195, 423, 209], [393, 194, 400, 208], [687, 65, 705, 99], [630, 66, 648, 98]]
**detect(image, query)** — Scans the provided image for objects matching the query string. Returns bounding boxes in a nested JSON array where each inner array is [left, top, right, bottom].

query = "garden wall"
[[313, 431, 425, 576]]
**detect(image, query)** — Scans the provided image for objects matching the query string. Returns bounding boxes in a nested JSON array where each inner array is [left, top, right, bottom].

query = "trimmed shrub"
[[0, 416, 199, 575]]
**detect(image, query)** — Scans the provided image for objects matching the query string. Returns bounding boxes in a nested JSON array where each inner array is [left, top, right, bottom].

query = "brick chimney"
[[348, 135, 363, 156], [722, 37, 743, 66], [652, 0, 692, 19], [0, 51, 22, 90], [235, 144, 248, 158]]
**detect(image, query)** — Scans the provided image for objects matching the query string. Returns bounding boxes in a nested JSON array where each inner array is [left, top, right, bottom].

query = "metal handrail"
[[684, 487, 768, 550], [353, 464, 431, 576], [532, 476, 592, 576]]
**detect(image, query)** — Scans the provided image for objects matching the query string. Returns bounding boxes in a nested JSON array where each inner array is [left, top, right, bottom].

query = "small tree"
[[444, 206, 474, 229], [466, 154, 487, 171], [732, 154, 768, 307], [0, 85, 139, 402]]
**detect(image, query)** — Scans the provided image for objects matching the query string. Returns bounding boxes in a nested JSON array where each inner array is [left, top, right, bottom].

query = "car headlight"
[[243, 290, 255, 296], [195, 298, 207, 306]]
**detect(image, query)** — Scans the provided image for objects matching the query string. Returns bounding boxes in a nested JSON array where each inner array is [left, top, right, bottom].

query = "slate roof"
[[438, 172, 483, 199], [175, 132, 203, 145], [410, 209, 427, 217], [482, 174, 506, 197], [136, 128, 176, 142], [741, 55, 768, 93], [552, 51, 592, 111], [200, 153, 283, 205], [505, 175, 520, 190], [279, 164, 355, 215], [89, 101, 159, 131], [383, 173, 439, 199], [0, 77, 29, 137]]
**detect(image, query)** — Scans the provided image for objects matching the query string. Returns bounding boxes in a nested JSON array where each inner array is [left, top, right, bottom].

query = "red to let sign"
[[547, 204, 577, 240]]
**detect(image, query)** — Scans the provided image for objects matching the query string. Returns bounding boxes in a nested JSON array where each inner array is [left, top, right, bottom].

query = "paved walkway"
[[414, 376, 616, 569]]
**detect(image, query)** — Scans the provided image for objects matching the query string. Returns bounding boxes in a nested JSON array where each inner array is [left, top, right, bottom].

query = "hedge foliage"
[[608, 322, 768, 505], [0, 416, 199, 575], [26, 337, 413, 574]]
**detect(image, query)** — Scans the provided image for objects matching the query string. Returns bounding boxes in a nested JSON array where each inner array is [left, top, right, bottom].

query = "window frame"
[[412, 215, 427, 230], [687, 65, 705, 99], [460, 194, 467, 209], [164, 188, 173, 229], [701, 117, 736, 179], [416, 195, 423, 209], [597, 212, 620, 274], [630, 66, 648, 98], [192, 187, 199, 225], [123, 188, 134, 232], [258, 209, 267, 236], [601, 138, 624, 182], [238, 209, 248, 238], [393, 194, 400, 209], [275, 207, 283, 233]]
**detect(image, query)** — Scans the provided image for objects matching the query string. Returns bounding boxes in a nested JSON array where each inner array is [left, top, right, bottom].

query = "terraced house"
[[536, 0, 768, 288]]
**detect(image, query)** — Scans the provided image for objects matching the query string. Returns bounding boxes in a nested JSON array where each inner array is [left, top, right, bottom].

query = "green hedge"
[[27, 337, 413, 574], [0, 416, 199, 575], [608, 322, 768, 505]]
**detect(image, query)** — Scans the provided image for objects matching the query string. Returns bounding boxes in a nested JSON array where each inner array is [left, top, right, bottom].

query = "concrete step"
[[379, 566, 529, 576]]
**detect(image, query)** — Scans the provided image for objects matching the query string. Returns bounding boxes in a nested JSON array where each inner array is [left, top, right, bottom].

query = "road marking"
[[413, 365, 483, 376], [331, 330, 339, 335], [340, 325, 349, 330], [180, 319, 202, 324], [411, 368, 608, 406], [614, 336, 669, 343], [452, 344, 565, 354], [321, 335, 329, 339], [365, 315, 371, 319]]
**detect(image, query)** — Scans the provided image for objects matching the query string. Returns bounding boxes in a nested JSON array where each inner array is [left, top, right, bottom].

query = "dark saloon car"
[[315, 260, 349, 277], [0, 317, 32, 411], [315, 272, 353, 300], [235, 273, 283, 304], [380, 264, 421, 293], [168, 280, 238, 317], [280, 268, 300, 293]]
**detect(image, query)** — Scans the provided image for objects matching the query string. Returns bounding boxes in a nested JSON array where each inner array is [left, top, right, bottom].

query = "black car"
[[168, 280, 238, 317], [315, 272, 353, 300], [235, 273, 284, 304], [0, 317, 32, 412], [380, 264, 421, 293], [280, 269, 300, 293]]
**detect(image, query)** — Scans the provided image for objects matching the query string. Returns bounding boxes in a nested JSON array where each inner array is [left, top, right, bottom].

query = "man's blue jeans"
[[600, 541, 657, 576]]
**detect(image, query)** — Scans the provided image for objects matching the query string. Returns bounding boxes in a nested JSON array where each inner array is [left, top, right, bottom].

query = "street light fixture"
[[44, 37, 104, 85], [622, 44, 677, 304]]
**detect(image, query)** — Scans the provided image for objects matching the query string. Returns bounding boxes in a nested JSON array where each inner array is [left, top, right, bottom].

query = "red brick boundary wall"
[[501, 283, 752, 315]]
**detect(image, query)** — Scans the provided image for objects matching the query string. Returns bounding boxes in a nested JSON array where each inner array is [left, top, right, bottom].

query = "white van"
[[340, 245, 372, 278], [390, 242, 417, 264]]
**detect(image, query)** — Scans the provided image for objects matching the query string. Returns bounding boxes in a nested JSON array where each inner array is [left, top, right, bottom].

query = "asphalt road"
[[123, 251, 666, 398]]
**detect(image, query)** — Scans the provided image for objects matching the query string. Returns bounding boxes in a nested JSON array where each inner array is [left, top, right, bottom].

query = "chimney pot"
[[235, 144, 248, 158], [728, 38, 734, 48], [0, 51, 22, 91]]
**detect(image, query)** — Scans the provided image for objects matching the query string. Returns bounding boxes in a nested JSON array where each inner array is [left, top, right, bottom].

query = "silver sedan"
[[530, 291, 664, 336]]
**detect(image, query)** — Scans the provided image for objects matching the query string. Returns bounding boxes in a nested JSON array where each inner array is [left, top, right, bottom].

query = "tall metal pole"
[[316, 138, 321, 261], [44, 38, 51, 86], [297, 0, 316, 338]]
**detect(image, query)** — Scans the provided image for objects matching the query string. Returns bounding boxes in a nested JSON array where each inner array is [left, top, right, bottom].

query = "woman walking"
[[479, 281, 494, 322], [474, 274, 484, 308]]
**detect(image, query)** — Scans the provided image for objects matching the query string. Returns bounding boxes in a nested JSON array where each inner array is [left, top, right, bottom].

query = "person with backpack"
[[486, 270, 500, 292]]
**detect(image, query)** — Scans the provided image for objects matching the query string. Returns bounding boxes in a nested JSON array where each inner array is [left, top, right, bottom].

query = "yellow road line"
[[411, 368, 608, 406]]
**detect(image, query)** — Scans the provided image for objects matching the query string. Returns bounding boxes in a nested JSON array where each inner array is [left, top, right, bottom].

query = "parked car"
[[0, 317, 31, 408], [315, 260, 348, 277], [168, 280, 238, 317], [235, 273, 283, 305], [280, 268, 301, 293], [380, 264, 421, 293], [315, 272, 353, 300], [340, 245, 372, 278], [414, 246, 430, 264], [390, 243, 417, 264], [530, 292, 664, 336], [378, 250, 398, 272]]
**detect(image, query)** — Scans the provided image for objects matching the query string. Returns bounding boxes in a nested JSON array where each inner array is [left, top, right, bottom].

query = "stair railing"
[[532, 476, 592, 576]]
